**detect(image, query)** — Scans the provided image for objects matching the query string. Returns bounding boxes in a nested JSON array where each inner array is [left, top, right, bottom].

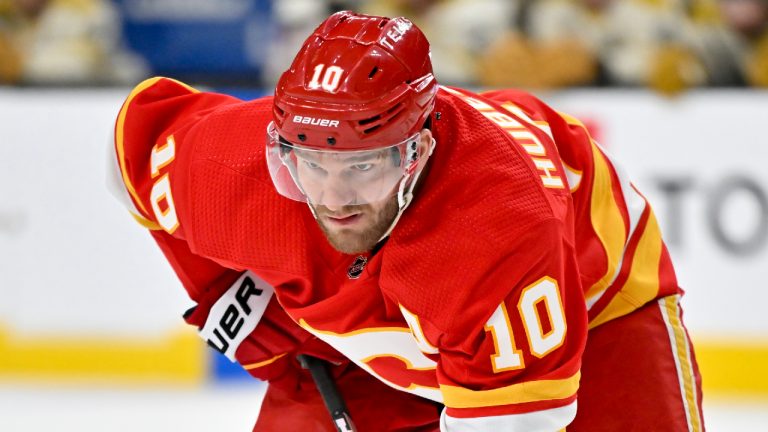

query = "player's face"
[[295, 148, 402, 254], [294, 130, 432, 254], [295, 147, 405, 207], [312, 191, 400, 254]]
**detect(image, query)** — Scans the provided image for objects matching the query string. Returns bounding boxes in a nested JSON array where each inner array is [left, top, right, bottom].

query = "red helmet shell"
[[273, 11, 438, 150]]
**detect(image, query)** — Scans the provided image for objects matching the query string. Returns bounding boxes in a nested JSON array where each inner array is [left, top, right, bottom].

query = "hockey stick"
[[297, 354, 357, 432]]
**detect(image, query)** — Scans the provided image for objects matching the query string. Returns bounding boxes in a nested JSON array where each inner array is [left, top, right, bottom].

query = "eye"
[[303, 160, 322, 170], [351, 163, 374, 171]]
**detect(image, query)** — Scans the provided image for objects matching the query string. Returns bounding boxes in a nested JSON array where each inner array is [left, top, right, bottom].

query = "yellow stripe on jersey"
[[440, 371, 580, 409], [131, 211, 161, 230], [242, 353, 286, 370], [558, 113, 628, 303], [115, 77, 200, 220], [589, 211, 663, 329], [659, 296, 703, 432], [585, 143, 627, 301]]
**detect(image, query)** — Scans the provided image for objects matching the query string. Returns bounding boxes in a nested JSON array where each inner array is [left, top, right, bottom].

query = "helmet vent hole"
[[357, 102, 406, 135], [358, 114, 380, 126], [368, 66, 379, 79], [378, 19, 388, 28]]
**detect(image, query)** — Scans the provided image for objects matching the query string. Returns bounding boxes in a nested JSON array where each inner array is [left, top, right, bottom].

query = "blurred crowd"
[[354, 0, 768, 93], [1, 0, 767, 93], [0, 0, 146, 85]]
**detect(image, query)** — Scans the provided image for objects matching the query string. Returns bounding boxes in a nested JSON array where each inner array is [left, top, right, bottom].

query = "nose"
[[318, 176, 356, 211]]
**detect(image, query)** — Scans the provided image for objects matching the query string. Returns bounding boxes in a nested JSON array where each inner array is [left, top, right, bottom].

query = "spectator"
[[0, 0, 147, 85], [263, 0, 336, 88], [479, 0, 697, 90], [691, 0, 768, 87], [361, 0, 520, 86], [477, 0, 597, 90]]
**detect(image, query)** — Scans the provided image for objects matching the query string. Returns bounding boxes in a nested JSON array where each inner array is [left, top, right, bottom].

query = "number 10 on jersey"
[[485, 277, 567, 372], [149, 135, 179, 233]]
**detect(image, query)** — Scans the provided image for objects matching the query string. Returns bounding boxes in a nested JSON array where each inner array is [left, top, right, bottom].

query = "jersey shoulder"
[[110, 77, 311, 273], [382, 87, 576, 332], [179, 98, 314, 273], [404, 86, 569, 246], [111, 77, 242, 231], [479, 87, 597, 175]]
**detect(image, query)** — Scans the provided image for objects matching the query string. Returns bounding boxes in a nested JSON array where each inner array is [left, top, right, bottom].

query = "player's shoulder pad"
[[479, 88, 560, 123], [108, 77, 240, 231]]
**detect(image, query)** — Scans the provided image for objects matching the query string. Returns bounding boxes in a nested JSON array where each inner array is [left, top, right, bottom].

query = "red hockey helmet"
[[268, 11, 438, 206], [272, 11, 437, 150]]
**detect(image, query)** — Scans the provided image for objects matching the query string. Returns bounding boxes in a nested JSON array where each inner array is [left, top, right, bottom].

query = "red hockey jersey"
[[110, 77, 680, 431]]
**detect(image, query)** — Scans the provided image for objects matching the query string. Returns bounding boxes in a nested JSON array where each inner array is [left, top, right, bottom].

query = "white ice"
[[0, 383, 765, 431]]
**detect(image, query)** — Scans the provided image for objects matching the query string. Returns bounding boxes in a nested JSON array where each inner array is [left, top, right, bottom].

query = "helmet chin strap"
[[377, 136, 436, 243]]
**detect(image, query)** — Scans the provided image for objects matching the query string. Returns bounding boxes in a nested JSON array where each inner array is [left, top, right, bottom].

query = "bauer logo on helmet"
[[292, 115, 340, 128]]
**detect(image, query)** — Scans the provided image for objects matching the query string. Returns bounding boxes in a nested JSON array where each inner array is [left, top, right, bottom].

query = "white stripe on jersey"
[[106, 133, 146, 221], [440, 400, 576, 432]]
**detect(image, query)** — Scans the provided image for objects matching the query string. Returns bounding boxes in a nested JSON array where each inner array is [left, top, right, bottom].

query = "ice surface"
[[0, 383, 764, 431]]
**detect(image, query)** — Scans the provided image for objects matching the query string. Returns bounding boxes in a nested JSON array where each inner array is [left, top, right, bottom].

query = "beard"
[[313, 194, 400, 254]]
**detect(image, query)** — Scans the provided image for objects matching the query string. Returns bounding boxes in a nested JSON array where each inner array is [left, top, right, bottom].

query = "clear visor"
[[266, 122, 420, 206]]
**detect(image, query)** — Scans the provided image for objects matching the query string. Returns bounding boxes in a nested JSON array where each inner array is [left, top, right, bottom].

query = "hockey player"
[[109, 11, 704, 432]]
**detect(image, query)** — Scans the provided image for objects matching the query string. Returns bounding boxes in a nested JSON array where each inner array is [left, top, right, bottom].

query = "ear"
[[417, 128, 434, 158], [411, 128, 434, 172]]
